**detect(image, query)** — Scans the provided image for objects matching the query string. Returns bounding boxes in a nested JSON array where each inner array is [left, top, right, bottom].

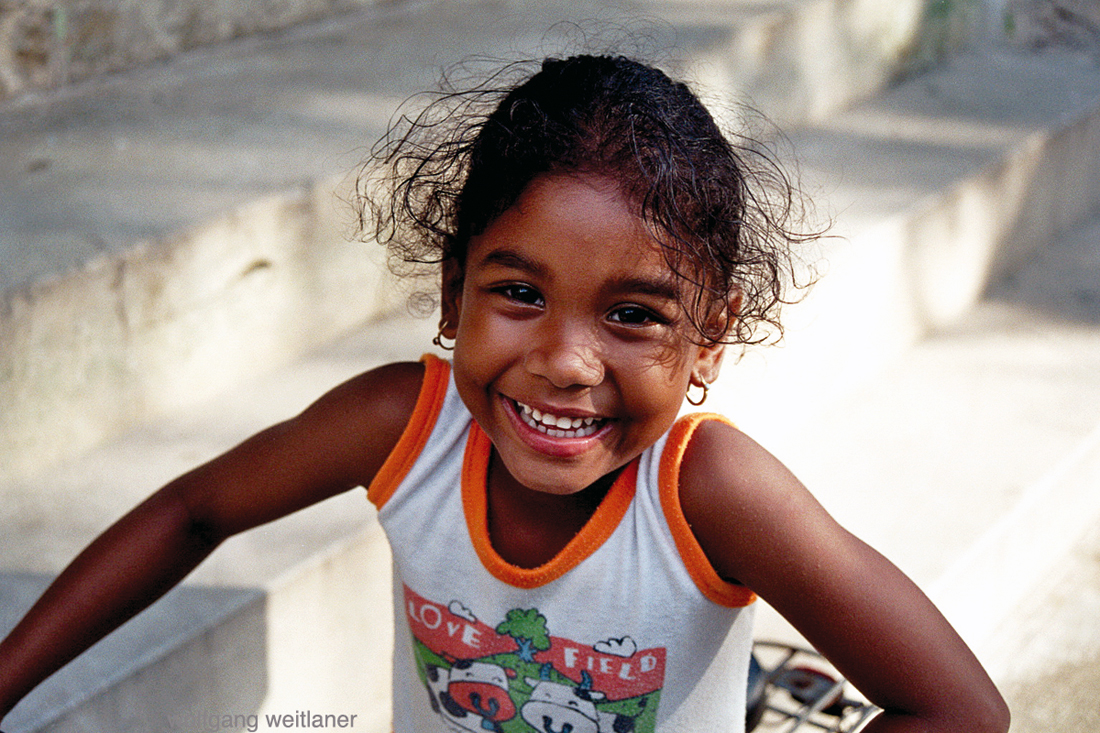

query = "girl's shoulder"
[[676, 416, 802, 511], [284, 359, 429, 489], [304, 359, 426, 424], [326, 359, 428, 425], [675, 416, 830, 585]]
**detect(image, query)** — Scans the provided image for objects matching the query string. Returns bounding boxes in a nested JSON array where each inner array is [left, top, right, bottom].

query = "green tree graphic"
[[495, 608, 550, 662]]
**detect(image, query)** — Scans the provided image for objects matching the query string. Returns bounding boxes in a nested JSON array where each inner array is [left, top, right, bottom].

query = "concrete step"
[[714, 47, 1100, 444], [0, 0, 982, 482], [0, 575, 266, 733], [0, 1, 394, 104]]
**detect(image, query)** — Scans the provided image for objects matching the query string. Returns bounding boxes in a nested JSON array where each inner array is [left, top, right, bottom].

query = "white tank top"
[[368, 355, 756, 733]]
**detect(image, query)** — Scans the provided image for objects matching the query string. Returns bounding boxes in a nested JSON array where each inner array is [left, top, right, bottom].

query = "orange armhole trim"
[[366, 354, 451, 508], [659, 413, 757, 608], [462, 423, 639, 590]]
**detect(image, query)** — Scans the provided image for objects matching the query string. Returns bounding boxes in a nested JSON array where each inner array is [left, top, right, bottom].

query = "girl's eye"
[[495, 283, 543, 307], [608, 305, 664, 326]]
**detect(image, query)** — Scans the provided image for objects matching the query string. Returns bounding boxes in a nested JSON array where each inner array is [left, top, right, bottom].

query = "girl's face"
[[442, 174, 727, 496]]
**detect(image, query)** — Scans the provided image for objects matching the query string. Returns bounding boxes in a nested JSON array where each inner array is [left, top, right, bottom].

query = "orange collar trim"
[[461, 422, 639, 589]]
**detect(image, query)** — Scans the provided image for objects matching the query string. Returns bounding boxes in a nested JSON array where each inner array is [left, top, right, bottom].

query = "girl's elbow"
[[155, 485, 230, 555], [936, 689, 1011, 733], [877, 684, 1010, 733], [876, 700, 1010, 733], [183, 513, 227, 553], [959, 670, 1011, 733], [977, 690, 1011, 733]]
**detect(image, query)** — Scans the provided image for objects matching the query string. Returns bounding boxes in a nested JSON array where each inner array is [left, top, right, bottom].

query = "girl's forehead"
[[468, 175, 672, 277], [511, 173, 640, 227]]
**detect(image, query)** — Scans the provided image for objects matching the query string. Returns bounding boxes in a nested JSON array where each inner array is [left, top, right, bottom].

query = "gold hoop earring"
[[432, 326, 455, 351], [686, 380, 709, 406]]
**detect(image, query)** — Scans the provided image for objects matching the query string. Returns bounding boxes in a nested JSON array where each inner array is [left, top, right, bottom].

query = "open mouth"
[[513, 400, 609, 439]]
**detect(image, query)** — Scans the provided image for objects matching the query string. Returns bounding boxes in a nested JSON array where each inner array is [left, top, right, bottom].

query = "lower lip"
[[501, 397, 611, 458]]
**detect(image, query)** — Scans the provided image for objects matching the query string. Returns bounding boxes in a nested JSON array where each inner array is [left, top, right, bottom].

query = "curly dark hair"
[[357, 54, 821, 345]]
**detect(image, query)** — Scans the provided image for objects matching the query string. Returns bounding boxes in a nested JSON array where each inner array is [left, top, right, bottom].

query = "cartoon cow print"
[[425, 660, 518, 732], [521, 671, 642, 733]]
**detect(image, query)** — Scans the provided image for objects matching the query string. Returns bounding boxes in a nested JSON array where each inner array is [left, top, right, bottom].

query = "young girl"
[[0, 55, 1007, 733]]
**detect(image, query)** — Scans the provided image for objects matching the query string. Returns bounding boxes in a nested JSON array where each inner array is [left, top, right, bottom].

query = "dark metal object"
[[747, 641, 880, 732]]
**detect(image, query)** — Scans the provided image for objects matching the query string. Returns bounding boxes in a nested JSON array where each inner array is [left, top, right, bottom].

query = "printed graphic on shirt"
[[404, 585, 664, 732]]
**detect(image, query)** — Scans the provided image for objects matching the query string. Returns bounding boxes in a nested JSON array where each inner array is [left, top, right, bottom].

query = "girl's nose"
[[524, 326, 605, 389]]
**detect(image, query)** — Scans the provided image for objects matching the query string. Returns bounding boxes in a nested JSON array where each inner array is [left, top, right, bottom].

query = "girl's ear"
[[692, 342, 726, 387], [692, 288, 741, 385], [439, 256, 464, 338]]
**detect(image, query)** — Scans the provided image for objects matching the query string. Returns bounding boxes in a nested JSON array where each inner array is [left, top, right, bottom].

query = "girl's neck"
[[485, 452, 620, 569]]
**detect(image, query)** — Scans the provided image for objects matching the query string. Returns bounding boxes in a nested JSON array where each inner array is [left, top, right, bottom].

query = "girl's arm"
[[0, 360, 424, 722], [680, 420, 1010, 733]]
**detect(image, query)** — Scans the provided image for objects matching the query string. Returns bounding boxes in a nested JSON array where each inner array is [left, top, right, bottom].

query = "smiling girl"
[[0, 55, 1008, 733]]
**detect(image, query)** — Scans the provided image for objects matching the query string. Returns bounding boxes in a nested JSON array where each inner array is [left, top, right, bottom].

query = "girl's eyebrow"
[[479, 249, 547, 278], [606, 275, 682, 303], [480, 248, 682, 302]]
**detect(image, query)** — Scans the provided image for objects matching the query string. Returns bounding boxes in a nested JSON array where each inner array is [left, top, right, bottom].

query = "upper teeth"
[[520, 402, 597, 429], [516, 401, 603, 437]]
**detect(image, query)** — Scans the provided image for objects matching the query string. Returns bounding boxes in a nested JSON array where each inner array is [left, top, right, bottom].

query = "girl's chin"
[[496, 458, 606, 497]]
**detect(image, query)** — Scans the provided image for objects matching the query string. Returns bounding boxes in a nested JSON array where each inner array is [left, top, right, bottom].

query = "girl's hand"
[[679, 420, 1010, 733]]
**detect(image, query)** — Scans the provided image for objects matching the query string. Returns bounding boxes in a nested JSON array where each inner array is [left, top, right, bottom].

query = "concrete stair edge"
[[931, 421, 1100, 672], [0, 171, 406, 483]]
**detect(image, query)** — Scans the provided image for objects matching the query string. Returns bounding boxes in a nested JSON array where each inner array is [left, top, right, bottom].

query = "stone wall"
[[0, 0, 393, 101]]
